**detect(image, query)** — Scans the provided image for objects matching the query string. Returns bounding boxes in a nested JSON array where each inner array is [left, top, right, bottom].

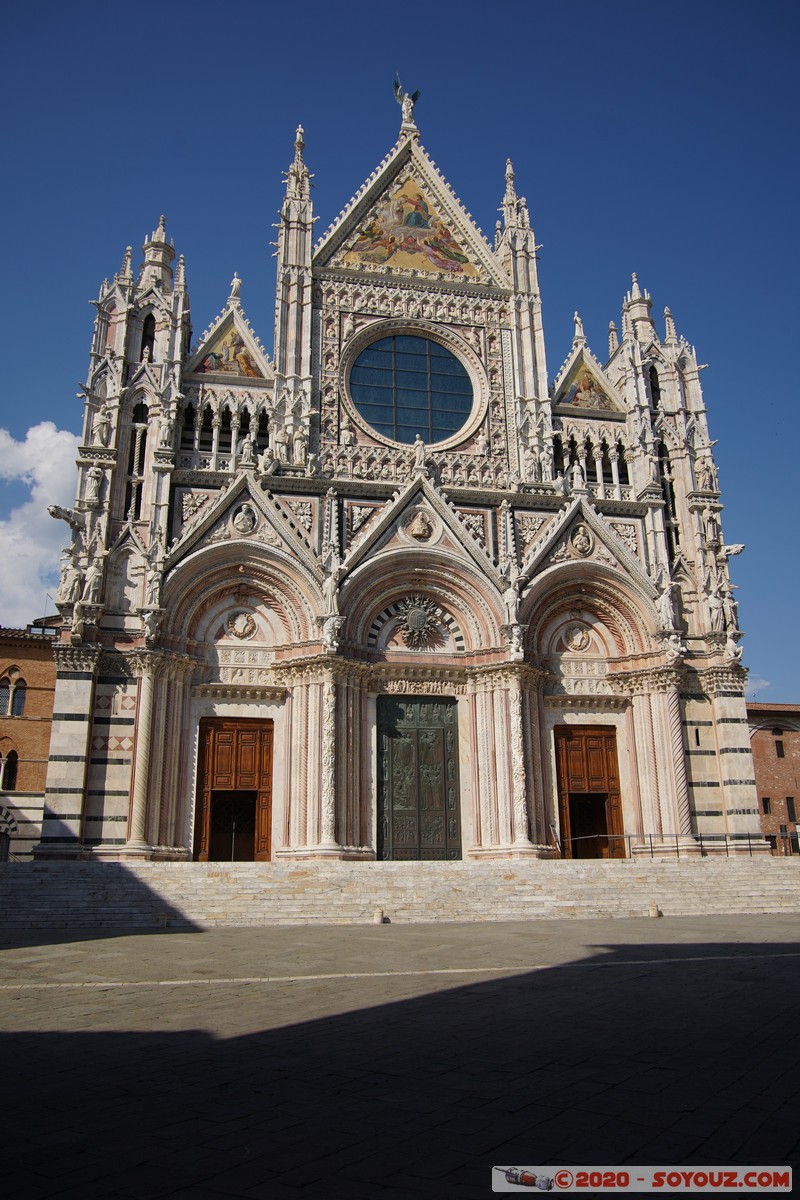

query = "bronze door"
[[377, 696, 461, 860], [195, 718, 273, 861], [554, 726, 625, 858]]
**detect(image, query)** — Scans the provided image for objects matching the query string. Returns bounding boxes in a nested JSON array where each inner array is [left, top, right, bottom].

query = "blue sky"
[[1, 0, 797, 700]]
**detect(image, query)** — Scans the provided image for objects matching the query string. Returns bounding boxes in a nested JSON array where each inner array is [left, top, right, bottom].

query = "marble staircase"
[[1, 858, 798, 928]]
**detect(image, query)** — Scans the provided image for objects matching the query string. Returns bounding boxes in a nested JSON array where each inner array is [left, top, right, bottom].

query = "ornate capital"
[[53, 643, 102, 674]]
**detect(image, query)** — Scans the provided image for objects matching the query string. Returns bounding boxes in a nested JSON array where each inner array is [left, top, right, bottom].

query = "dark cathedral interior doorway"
[[554, 726, 625, 859], [195, 718, 273, 861], [208, 791, 257, 861], [377, 696, 461, 860]]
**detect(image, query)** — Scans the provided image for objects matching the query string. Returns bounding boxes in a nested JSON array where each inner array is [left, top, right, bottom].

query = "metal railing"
[[552, 831, 791, 860]]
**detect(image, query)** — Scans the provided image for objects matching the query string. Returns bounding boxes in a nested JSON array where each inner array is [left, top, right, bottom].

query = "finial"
[[664, 306, 677, 343], [393, 76, 420, 130], [175, 254, 186, 289], [608, 320, 619, 355], [630, 271, 642, 299], [229, 272, 242, 307], [154, 214, 167, 243], [119, 246, 132, 278], [573, 311, 586, 345], [505, 158, 515, 184]]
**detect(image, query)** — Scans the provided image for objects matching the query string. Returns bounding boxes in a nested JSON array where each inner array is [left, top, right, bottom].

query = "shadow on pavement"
[[3, 939, 798, 1199], [0, 862, 200, 949]]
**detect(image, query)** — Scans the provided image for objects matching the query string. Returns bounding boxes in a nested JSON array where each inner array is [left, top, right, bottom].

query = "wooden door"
[[195, 718, 273, 861], [554, 726, 625, 858], [377, 697, 461, 860]]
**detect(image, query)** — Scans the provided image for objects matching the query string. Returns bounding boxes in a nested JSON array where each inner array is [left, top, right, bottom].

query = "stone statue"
[[708, 583, 725, 632], [159, 416, 174, 449], [540, 445, 554, 482], [571, 460, 584, 491], [474, 427, 489, 456], [503, 576, 522, 624], [239, 432, 255, 466], [697, 458, 716, 491], [81, 559, 104, 604], [322, 615, 342, 653], [524, 448, 540, 482], [145, 567, 161, 608], [722, 584, 739, 632], [91, 403, 111, 447], [292, 427, 307, 466], [273, 425, 290, 462], [56, 559, 82, 605], [413, 434, 426, 471], [656, 576, 675, 629], [394, 77, 419, 124], [229, 273, 242, 302], [85, 465, 103, 506], [322, 564, 340, 615], [340, 421, 356, 448], [342, 313, 355, 342], [724, 634, 743, 663]]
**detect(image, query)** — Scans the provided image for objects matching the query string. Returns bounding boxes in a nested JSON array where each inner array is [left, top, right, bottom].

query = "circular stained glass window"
[[349, 334, 473, 445]]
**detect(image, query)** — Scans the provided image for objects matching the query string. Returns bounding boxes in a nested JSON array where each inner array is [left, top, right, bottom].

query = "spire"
[[623, 270, 656, 344], [572, 311, 586, 347], [608, 320, 619, 355], [501, 158, 530, 229], [274, 123, 314, 382], [664, 306, 678, 344], [285, 124, 311, 201], [140, 214, 175, 288], [175, 254, 186, 292], [118, 246, 133, 281]]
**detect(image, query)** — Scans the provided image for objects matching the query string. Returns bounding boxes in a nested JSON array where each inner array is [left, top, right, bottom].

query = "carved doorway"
[[195, 718, 273, 861], [554, 726, 625, 859], [377, 696, 461, 860]]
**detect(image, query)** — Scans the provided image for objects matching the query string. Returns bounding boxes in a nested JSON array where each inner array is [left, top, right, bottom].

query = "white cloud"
[[0, 422, 80, 627], [745, 676, 771, 699]]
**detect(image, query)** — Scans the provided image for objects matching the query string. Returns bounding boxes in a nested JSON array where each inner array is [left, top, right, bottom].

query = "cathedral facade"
[[37, 96, 761, 863]]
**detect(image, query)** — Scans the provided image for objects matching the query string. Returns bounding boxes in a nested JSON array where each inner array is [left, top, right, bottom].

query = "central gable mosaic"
[[337, 179, 480, 277]]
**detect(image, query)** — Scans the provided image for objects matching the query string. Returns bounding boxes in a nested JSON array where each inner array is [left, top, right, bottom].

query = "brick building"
[[0, 623, 57, 858], [748, 702, 800, 855]]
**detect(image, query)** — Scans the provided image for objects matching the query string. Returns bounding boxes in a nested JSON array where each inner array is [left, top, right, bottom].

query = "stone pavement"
[[1, 915, 798, 1198]]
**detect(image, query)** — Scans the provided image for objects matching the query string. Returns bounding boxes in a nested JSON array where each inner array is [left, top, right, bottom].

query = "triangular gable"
[[339, 475, 503, 586], [126, 358, 162, 393], [314, 140, 509, 289], [519, 497, 655, 598], [552, 348, 624, 415], [185, 306, 273, 382], [165, 473, 319, 577]]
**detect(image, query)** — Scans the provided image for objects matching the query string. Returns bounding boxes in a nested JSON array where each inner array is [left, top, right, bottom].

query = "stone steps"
[[1, 859, 798, 928]]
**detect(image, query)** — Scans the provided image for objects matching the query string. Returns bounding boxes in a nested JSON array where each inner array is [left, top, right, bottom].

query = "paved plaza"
[[2, 915, 798, 1198]]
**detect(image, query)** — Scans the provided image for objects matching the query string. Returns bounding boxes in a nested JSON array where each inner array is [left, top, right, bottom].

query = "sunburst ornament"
[[398, 593, 440, 648]]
